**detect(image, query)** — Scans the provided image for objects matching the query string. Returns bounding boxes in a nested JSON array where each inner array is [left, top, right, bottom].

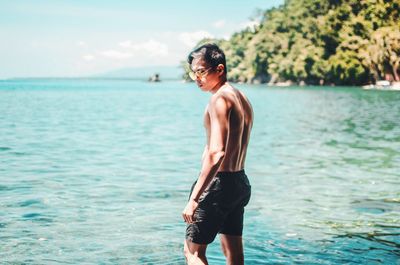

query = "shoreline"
[[1, 78, 400, 90]]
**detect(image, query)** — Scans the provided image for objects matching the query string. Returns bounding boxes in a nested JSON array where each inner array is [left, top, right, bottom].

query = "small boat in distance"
[[148, 73, 161, 82]]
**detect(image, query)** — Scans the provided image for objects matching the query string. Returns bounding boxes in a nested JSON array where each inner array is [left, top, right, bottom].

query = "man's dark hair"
[[187, 43, 227, 75]]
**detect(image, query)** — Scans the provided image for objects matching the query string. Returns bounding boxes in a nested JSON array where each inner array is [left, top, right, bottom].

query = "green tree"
[[181, 0, 400, 86]]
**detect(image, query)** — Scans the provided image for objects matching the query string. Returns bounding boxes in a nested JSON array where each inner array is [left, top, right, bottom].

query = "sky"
[[0, 0, 284, 78]]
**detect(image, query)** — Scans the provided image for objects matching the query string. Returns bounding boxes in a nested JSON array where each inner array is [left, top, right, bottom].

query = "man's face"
[[190, 57, 221, 92]]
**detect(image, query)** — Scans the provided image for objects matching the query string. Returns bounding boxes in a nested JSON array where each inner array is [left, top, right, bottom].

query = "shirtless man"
[[182, 43, 253, 265]]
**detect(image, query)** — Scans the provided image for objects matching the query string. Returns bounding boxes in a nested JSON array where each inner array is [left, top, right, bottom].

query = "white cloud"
[[179, 31, 214, 47], [82, 54, 95, 61], [100, 50, 132, 59], [76, 41, 87, 47], [119, 39, 168, 57], [213, 20, 226, 29], [119, 40, 132, 48]]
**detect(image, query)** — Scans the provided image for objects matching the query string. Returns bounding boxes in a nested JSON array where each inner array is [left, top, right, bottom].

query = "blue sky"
[[0, 0, 283, 78]]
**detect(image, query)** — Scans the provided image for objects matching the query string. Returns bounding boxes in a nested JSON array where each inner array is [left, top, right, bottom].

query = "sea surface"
[[0, 79, 399, 264]]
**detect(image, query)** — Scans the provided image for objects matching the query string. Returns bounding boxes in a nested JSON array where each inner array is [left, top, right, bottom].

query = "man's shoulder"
[[209, 92, 232, 111], [207, 93, 233, 117], [211, 85, 238, 104]]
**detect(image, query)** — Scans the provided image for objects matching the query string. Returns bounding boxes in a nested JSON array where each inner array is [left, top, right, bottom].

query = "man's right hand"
[[182, 199, 199, 224]]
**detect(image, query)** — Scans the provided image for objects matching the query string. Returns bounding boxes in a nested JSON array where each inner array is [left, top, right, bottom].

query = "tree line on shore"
[[183, 0, 400, 86]]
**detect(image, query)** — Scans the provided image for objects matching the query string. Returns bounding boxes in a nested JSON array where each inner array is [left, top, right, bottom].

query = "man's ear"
[[217, 64, 225, 74]]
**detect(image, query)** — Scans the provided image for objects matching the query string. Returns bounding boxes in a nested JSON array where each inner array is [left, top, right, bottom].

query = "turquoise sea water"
[[0, 79, 399, 264]]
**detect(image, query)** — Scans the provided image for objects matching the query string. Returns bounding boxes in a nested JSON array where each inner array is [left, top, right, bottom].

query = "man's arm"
[[189, 96, 231, 202], [182, 95, 231, 224], [201, 144, 208, 163]]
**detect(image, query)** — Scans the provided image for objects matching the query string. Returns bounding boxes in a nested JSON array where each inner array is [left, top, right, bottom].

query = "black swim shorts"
[[185, 169, 251, 245]]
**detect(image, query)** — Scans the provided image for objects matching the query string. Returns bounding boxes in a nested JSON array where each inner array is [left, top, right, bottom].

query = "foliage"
[[185, 0, 400, 85]]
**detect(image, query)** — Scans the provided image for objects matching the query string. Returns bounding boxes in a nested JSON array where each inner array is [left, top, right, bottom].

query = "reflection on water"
[[0, 80, 399, 264]]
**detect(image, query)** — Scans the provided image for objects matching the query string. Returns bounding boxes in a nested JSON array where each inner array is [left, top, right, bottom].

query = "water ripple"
[[1, 81, 400, 264]]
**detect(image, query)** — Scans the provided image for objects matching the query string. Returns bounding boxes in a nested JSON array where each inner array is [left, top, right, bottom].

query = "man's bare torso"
[[203, 84, 253, 172]]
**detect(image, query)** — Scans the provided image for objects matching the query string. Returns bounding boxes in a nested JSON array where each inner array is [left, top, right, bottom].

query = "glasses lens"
[[189, 71, 196, 80], [189, 68, 211, 80]]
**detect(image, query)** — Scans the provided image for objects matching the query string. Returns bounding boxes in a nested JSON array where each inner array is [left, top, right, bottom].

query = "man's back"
[[204, 84, 253, 172]]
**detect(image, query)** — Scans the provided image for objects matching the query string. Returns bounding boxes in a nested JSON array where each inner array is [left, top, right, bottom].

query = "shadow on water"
[[136, 189, 187, 199], [0, 146, 12, 151], [21, 212, 54, 224], [352, 198, 400, 214], [335, 231, 400, 256]]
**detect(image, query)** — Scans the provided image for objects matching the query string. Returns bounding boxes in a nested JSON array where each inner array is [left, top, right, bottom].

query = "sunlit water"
[[1, 79, 399, 264]]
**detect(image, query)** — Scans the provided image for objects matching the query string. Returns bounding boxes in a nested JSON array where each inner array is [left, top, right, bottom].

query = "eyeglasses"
[[189, 67, 213, 80]]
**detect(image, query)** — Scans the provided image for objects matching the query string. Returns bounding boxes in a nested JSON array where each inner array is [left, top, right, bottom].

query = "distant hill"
[[95, 65, 183, 80]]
